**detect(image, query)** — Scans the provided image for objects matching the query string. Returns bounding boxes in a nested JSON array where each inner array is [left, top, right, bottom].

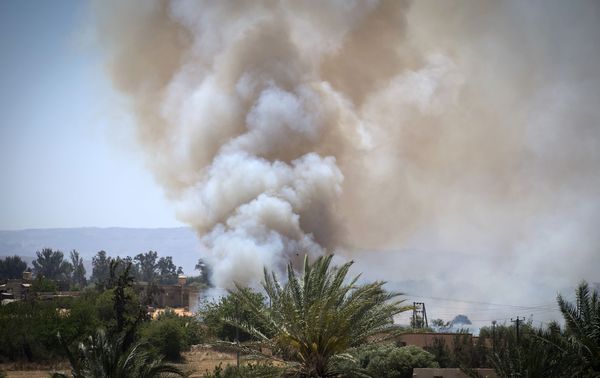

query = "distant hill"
[[0, 227, 202, 275]]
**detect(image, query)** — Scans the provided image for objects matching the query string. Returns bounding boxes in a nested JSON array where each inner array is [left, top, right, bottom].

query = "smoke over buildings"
[[93, 0, 600, 304]]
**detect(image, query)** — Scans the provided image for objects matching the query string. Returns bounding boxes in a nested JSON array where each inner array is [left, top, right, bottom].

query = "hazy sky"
[[2, 0, 598, 328], [0, 0, 183, 230]]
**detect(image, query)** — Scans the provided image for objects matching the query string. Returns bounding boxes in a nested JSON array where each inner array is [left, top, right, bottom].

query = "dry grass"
[[4, 371, 69, 378], [0, 361, 70, 378], [175, 345, 238, 377], [0, 346, 238, 378]]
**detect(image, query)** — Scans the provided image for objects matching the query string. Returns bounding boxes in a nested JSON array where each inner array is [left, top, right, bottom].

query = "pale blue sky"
[[0, 0, 183, 230]]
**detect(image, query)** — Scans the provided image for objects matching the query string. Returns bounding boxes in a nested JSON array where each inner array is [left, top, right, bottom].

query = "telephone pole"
[[235, 301, 240, 367], [491, 320, 497, 354], [511, 316, 524, 344]]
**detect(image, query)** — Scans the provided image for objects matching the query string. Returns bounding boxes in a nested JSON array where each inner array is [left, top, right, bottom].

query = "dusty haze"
[[92, 0, 600, 317]]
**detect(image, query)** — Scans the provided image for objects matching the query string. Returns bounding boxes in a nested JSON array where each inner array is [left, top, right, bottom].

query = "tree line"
[[1, 252, 599, 377], [0, 258, 190, 376], [0, 249, 212, 290]]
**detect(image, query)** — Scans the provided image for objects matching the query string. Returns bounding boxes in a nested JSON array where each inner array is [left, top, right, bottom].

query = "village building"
[[136, 274, 201, 315], [0, 271, 32, 304]]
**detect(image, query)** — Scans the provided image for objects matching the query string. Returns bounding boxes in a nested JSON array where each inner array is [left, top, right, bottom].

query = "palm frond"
[[225, 253, 409, 377]]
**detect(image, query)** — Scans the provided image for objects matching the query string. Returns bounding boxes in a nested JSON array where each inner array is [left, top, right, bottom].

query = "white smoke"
[[93, 0, 600, 313]]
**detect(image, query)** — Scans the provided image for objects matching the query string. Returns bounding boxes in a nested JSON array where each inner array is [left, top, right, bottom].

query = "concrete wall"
[[137, 283, 200, 309]]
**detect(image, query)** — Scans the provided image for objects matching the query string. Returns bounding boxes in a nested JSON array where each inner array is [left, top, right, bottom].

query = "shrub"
[[203, 362, 281, 378], [0, 300, 64, 361], [140, 310, 205, 361], [339, 343, 439, 378], [0, 284, 147, 363], [31, 276, 58, 292], [141, 316, 186, 361], [95, 286, 145, 334]]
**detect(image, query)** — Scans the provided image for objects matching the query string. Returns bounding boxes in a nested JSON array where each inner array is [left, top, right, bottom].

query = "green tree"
[[134, 251, 159, 282], [55, 329, 184, 378], [69, 250, 87, 289], [0, 255, 28, 280], [489, 322, 576, 378], [431, 318, 451, 332], [112, 260, 136, 334], [32, 248, 72, 281], [199, 288, 270, 342], [424, 337, 453, 368], [90, 251, 111, 288], [156, 256, 182, 284], [227, 254, 409, 377], [557, 281, 600, 375], [138, 309, 203, 362], [92, 259, 149, 347]]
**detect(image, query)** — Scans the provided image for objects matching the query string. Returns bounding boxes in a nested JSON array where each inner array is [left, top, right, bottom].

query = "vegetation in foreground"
[[53, 329, 184, 378], [2, 250, 600, 377], [225, 254, 410, 377]]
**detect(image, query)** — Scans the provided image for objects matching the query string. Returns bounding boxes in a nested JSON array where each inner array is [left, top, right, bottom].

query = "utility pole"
[[412, 302, 429, 329], [235, 301, 240, 367], [491, 320, 497, 354], [511, 317, 524, 344]]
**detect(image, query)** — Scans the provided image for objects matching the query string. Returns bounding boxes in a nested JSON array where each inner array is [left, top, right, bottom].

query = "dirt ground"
[[177, 345, 239, 377], [0, 361, 70, 378], [0, 346, 238, 378], [4, 372, 69, 378]]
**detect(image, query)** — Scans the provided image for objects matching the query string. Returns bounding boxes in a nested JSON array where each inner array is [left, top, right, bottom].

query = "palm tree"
[[489, 322, 578, 378], [227, 254, 409, 377], [557, 281, 600, 375], [486, 283, 600, 378], [54, 329, 184, 378]]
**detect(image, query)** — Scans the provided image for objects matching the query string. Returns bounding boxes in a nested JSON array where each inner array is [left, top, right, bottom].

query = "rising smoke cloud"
[[93, 0, 600, 304]]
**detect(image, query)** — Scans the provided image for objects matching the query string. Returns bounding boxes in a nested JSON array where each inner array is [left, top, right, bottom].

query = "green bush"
[[140, 310, 205, 361], [0, 300, 65, 361], [141, 316, 185, 361], [0, 286, 147, 363], [60, 291, 102, 343], [31, 276, 58, 292], [339, 343, 439, 378], [0, 295, 103, 361], [95, 286, 145, 333], [203, 362, 281, 378]]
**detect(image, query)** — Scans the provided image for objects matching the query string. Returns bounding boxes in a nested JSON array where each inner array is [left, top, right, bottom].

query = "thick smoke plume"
[[94, 0, 600, 306]]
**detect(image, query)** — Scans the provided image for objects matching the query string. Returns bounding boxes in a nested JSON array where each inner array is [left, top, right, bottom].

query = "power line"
[[404, 293, 562, 310]]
